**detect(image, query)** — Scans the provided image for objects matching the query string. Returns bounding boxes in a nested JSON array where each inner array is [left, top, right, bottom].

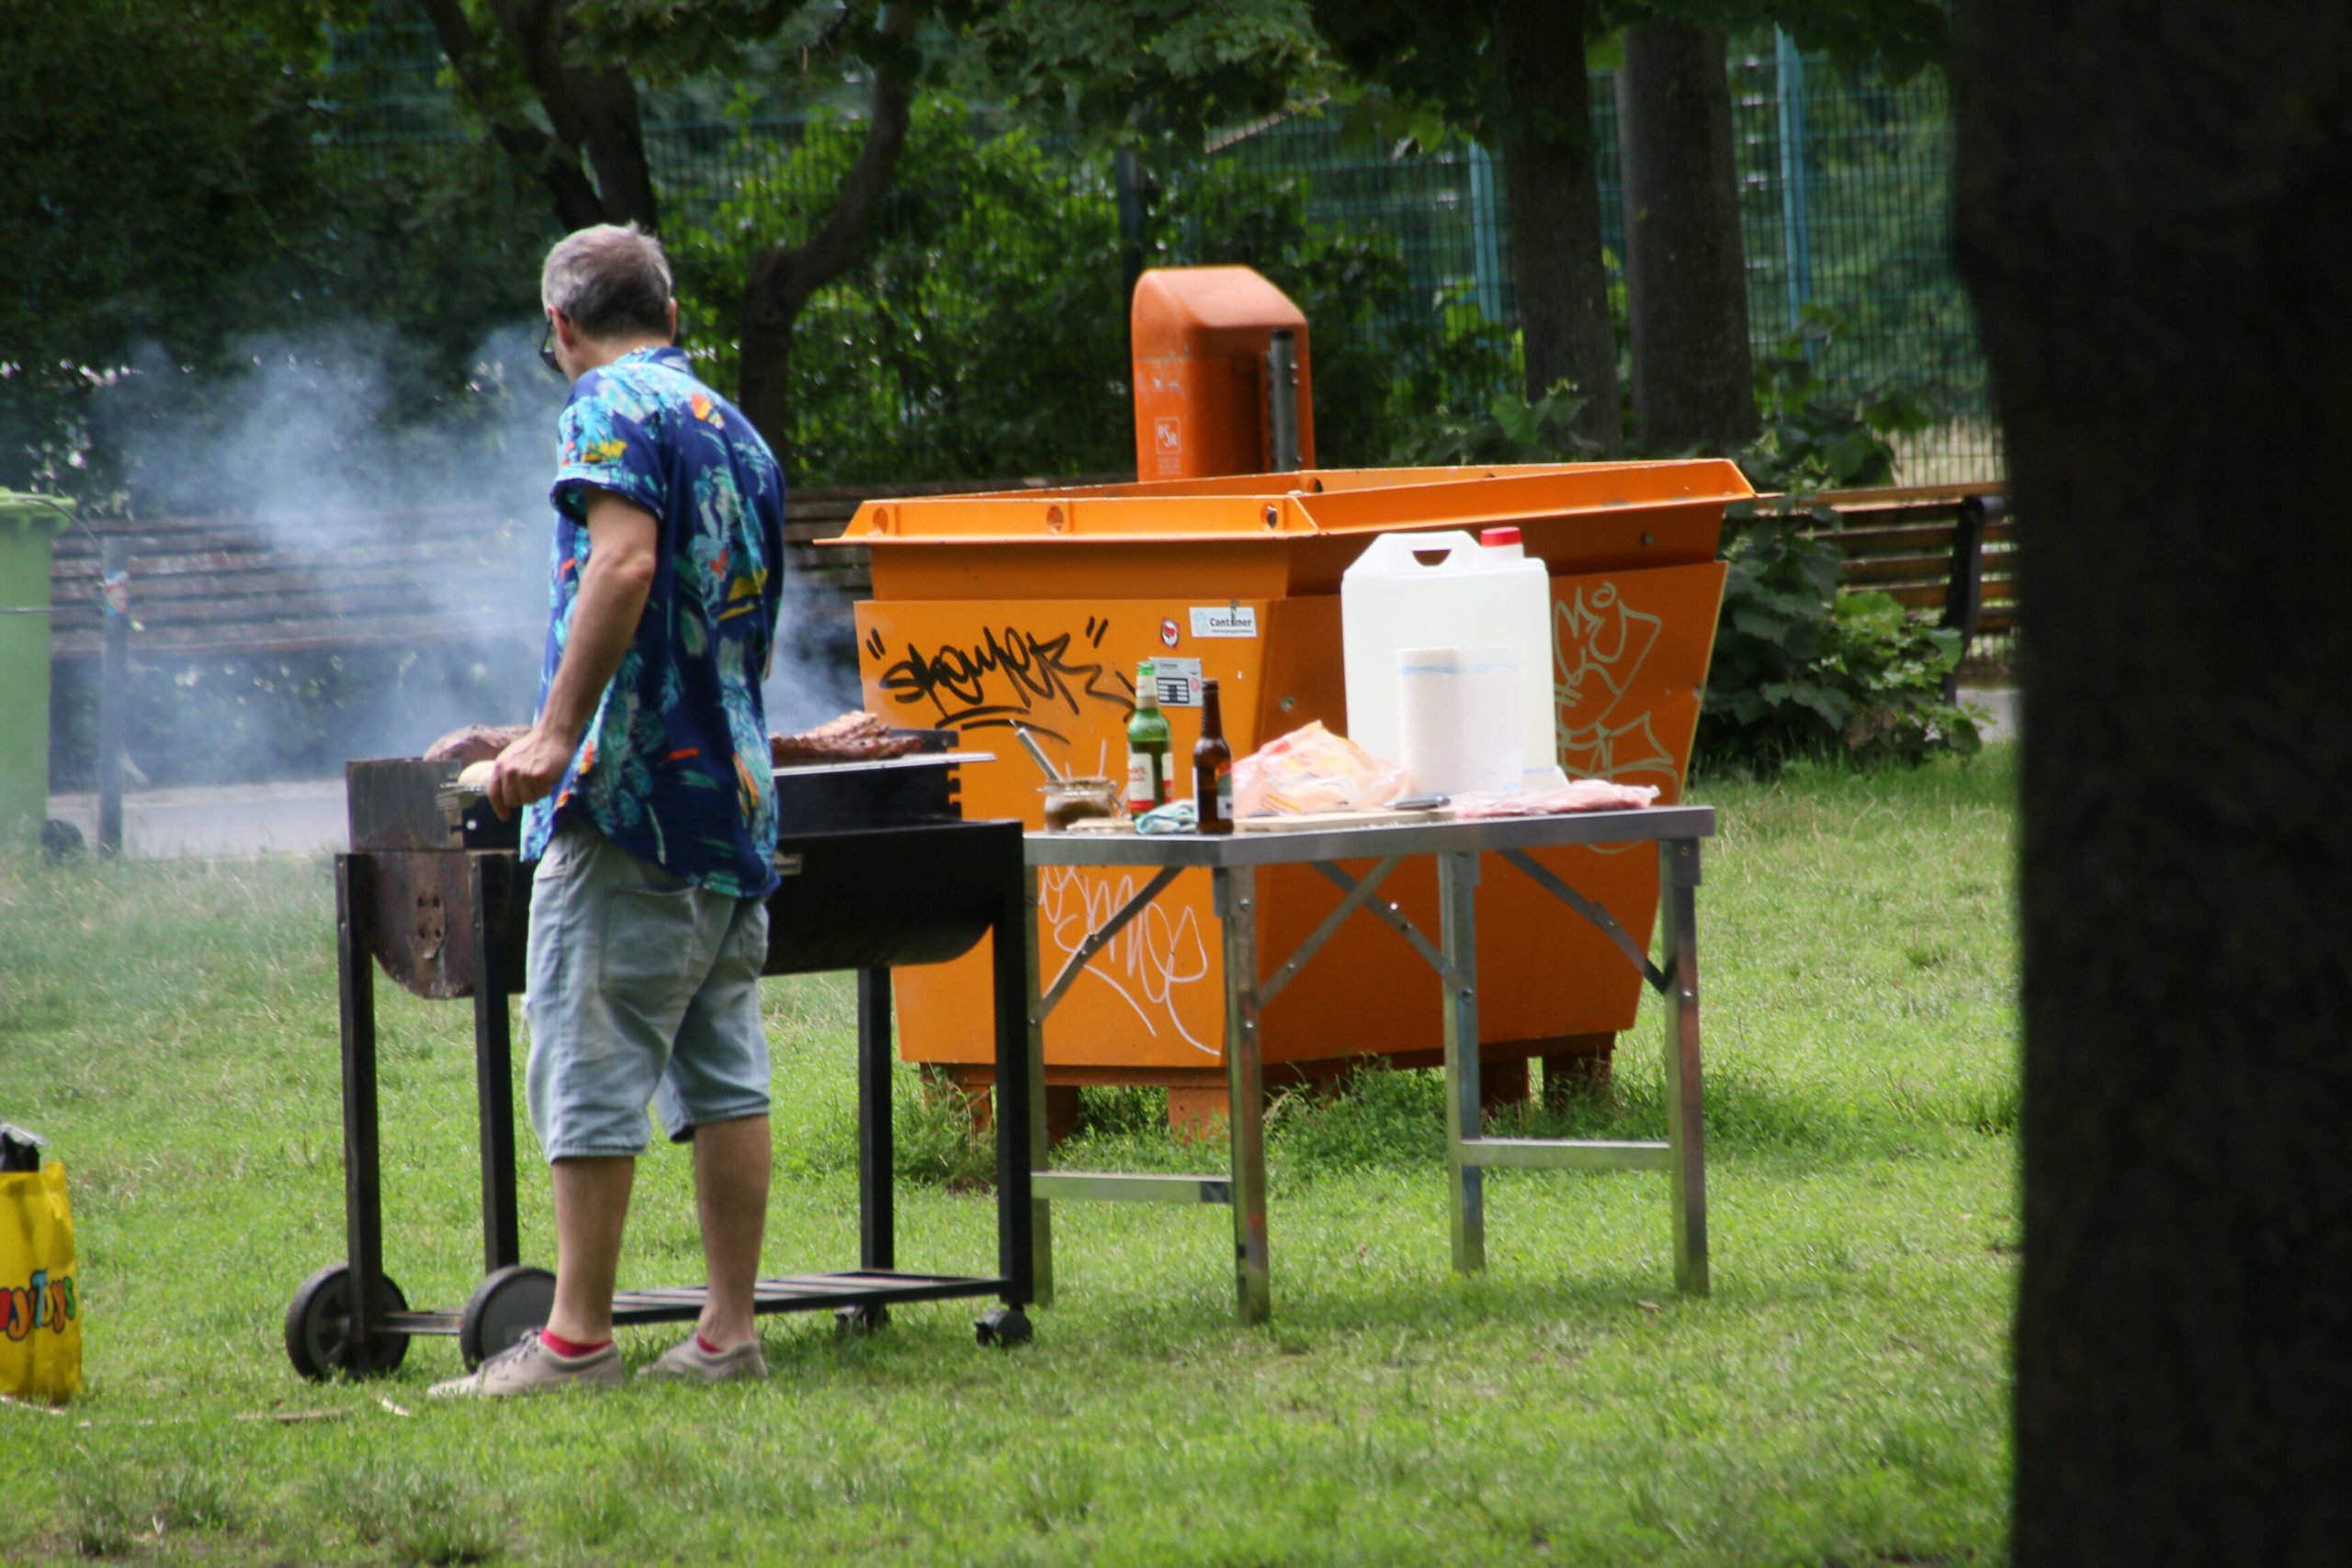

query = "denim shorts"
[[523, 823, 772, 1159]]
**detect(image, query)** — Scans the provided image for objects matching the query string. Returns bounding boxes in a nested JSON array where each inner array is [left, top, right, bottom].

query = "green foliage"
[[0, 1, 331, 497], [952, 0, 1327, 146], [1386, 378, 1602, 467], [1375, 301, 1972, 779], [1151, 156, 1418, 465], [1378, 288, 1620, 465], [1, 3, 551, 513], [676, 98, 1133, 480], [572, 0, 876, 91], [1735, 307, 1939, 493], [1613, 6, 1950, 82], [671, 111, 1430, 480], [1696, 514, 1981, 774], [299, 139, 558, 397]]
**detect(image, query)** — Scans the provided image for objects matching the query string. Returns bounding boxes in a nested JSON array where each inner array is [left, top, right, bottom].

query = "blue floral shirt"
[[521, 345, 786, 898]]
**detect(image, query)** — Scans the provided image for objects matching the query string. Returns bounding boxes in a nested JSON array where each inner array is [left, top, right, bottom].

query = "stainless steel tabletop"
[[1023, 804, 1716, 868]]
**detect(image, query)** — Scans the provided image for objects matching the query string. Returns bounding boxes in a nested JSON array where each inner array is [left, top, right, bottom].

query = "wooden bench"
[[46, 477, 1124, 666], [1788, 481, 2013, 634]]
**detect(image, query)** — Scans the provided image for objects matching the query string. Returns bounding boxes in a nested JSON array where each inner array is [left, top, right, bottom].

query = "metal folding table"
[[1022, 806, 1715, 1323]]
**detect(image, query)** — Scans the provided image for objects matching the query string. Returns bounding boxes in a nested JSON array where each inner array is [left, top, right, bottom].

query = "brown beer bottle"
[[1193, 678, 1234, 834]]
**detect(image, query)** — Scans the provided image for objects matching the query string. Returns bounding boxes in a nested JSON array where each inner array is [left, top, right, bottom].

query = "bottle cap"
[[1480, 526, 1522, 547]]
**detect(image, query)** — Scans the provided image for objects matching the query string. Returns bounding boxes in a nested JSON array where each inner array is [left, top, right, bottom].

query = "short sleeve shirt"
[[520, 345, 786, 898]]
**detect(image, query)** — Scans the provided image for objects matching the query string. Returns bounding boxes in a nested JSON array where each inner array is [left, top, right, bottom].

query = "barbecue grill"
[[285, 734, 1036, 1380]]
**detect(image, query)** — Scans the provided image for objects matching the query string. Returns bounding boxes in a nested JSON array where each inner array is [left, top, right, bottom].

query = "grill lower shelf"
[[378, 1272, 1010, 1337]]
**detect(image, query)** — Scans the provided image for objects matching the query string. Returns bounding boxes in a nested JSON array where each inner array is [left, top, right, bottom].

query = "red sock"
[[695, 1333, 727, 1356], [539, 1328, 611, 1359]]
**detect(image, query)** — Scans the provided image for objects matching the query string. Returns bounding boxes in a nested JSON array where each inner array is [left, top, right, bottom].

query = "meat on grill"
[[771, 711, 919, 766], [424, 723, 530, 764]]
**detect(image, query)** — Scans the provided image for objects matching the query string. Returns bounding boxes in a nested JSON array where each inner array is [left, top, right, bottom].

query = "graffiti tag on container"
[[1555, 581, 1676, 795], [868, 618, 1131, 742], [1036, 866, 1212, 1053]]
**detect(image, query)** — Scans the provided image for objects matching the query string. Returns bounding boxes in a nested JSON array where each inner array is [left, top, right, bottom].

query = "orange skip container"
[[832, 461, 1746, 1117]]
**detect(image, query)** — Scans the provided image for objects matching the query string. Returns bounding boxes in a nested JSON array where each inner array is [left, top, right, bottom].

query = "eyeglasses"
[[537, 308, 683, 378]]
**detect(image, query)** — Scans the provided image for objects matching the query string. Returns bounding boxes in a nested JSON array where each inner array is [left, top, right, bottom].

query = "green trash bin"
[[0, 491, 72, 844]]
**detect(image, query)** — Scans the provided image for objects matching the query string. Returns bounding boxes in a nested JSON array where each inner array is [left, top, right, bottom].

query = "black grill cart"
[[284, 751, 1035, 1380]]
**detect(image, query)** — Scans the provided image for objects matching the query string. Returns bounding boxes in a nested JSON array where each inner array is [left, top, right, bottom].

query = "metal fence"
[[322, 17, 1996, 483]]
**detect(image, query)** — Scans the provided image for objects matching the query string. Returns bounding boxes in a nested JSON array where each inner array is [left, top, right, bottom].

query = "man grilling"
[[431, 224, 786, 1396]]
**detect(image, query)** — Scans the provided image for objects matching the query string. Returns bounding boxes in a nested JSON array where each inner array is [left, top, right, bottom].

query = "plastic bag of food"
[[1232, 722, 1413, 817]]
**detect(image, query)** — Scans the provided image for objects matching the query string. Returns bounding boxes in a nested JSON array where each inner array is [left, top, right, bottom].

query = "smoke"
[[763, 570, 864, 736], [104, 320, 560, 528], [84, 321, 860, 781]]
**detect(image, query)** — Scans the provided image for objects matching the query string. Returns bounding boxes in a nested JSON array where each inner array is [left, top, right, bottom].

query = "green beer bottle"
[[1126, 660, 1172, 813]]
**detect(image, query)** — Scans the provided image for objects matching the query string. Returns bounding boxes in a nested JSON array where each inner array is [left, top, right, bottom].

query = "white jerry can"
[[1340, 527, 1555, 788]]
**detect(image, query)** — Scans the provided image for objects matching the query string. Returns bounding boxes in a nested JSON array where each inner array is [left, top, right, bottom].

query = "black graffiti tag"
[[873, 624, 1133, 740]]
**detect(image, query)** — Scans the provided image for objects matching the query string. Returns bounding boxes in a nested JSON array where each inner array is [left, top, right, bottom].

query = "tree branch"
[[417, 0, 610, 231], [486, 0, 594, 153], [562, 62, 662, 231], [736, 2, 927, 445], [752, 1, 922, 315]]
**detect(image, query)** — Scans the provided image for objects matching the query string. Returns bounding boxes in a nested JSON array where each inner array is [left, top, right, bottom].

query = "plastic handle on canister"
[[1348, 529, 1484, 575]]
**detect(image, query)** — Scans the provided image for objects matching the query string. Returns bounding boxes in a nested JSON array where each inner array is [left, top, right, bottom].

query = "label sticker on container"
[[1189, 605, 1258, 638], [1159, 617, 1181, 649], [1153, 657, 1203, 706], [1154, 416, 1183, 476]]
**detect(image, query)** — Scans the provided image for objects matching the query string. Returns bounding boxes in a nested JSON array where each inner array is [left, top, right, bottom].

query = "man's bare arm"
[[491, 491, 659, 817]]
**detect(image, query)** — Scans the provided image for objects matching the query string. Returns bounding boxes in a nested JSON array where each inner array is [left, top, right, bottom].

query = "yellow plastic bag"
[[0, 1162, 83, 1403]]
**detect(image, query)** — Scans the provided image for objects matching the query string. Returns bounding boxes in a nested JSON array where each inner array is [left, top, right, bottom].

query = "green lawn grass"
[[0, 750, 2018, 1565]]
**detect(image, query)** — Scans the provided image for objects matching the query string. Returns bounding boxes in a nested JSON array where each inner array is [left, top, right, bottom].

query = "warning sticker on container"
[[1154, 416, 1183, 476], [1152, 657, 1203, 707], [1189, 605, 1258, 638]]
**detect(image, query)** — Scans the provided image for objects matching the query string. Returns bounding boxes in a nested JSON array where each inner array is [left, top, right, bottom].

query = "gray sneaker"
[[638, 1334, 768, 1383], [427, 1334, 622, 1399]]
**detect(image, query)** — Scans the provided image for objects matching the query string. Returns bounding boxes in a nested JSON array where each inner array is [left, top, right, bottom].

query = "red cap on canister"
[[1480, 526, 1522, 547]]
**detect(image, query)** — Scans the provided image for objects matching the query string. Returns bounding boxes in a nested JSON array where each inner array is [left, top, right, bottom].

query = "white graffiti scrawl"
[[1035, 866, 1214, 1054], [1554, 581, 1679, 796]]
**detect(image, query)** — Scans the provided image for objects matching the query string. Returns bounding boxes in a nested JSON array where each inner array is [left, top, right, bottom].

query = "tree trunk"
[[738, 249, 801, 453], [1489, 0, 1622, 455], [736, 4, 922, 452], [563, 62, 662, 231], [1951, 4, 2352, 1563], [1615, 20, 1755, 452]]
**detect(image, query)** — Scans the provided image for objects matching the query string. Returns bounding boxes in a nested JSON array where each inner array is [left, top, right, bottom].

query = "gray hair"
[[540, 223, 673, 341]]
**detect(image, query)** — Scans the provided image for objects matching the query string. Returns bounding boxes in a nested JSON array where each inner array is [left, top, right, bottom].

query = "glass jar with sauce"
[[1040, 776, 1123, 831]]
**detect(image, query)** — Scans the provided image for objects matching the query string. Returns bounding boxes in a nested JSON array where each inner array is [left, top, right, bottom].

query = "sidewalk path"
[[1960, 687, 2018, 743], [46, 777, 346, 860]]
